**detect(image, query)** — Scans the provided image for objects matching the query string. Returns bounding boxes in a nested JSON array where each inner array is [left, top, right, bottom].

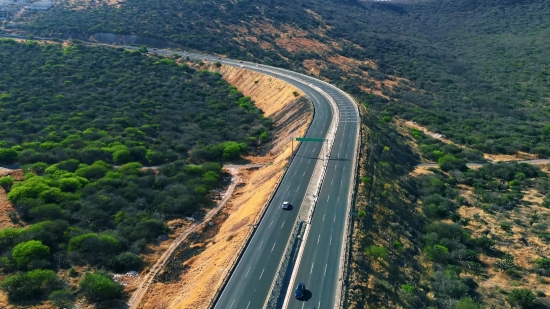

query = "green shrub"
[[29, 204, 64, 221], [474, 235, 495, 249], [58, 177, 82, 192], [535, 257, 550, 269], [438, 154, 467, 172], [223, 142, 241, 160], [365, 245, 388, 260], [79, 272, 123, 302], [401, 283, 414, 294], [456, 297, 483, 309], [0, 148, 18, 164], [0, 176, 14, 191], [0, 269, 62, 301], [500, 221, 512, 232], [49, 289, 75, 308], [424, 244, 449, 262], [11, 240, 50, 269], [113, 149, 133, 164], [507, 288, 536, 308], [111, 252, 143, 272]]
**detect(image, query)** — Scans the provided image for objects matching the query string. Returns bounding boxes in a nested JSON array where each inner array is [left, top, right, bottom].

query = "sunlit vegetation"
[[0, 39, 269, 307], [20, 0, 550, 157], [351, 110, 550, 308]]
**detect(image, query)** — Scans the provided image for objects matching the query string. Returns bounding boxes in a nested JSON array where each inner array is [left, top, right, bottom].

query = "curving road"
[[209, 64, 337, 309], [203, 59, 360, 309], [3, 33, 549, 309]]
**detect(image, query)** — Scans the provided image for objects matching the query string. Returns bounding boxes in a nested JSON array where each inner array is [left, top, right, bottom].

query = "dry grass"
[[415, 166, 550, 306], [399, 120, 537, 162], [303, 59, 327, 76]]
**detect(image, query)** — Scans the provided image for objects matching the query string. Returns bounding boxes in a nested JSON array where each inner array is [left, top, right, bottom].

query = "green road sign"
[[296, 137, 324, 142]]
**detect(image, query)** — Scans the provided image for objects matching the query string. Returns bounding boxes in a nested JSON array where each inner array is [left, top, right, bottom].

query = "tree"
[[11, 240, 50, 269], [507, 289, 536, 308], [79, 272, 123, 302]]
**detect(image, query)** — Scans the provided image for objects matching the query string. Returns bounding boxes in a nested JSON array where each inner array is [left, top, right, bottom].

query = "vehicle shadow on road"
[[301, 289, 312, 301]]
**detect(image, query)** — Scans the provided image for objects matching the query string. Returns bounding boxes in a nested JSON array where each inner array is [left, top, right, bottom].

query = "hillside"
[[6, 0, 550, 156], [0, 39, 271, 308], [349, 111, 550, 308]]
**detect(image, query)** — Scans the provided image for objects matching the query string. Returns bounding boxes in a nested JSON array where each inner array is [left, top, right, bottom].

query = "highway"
[[208, 59, 359, 309], [0, 34, 360, 307], [284, 83, 359, 309], [210, 65, 337, 309], [2, 33, 547, 309]]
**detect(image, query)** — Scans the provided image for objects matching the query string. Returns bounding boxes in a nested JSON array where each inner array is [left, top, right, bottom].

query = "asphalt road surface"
[[207, 60, 360, 309], [285, 83, 359, 309], [212, 66, 336, 309]]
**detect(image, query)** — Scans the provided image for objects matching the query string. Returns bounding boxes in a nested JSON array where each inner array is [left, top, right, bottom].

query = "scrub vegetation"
[[0, 39, 269, 307], [16, 0, 550, 157], [2, 0, 550, 307], [351, 111, 550, 308]]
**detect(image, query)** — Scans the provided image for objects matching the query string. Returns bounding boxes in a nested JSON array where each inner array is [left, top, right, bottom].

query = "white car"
[[282, 201, 291, 210]]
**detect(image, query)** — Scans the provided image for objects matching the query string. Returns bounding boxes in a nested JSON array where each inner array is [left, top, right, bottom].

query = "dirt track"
[[128, 167, 241, 309]]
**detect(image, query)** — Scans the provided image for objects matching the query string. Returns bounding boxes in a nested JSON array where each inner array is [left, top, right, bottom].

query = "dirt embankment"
[[0, 169, 25, 230], [136, 65, 313, 309]]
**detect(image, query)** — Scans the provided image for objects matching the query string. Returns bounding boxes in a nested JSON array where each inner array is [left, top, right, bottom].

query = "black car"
[[282, 201, 291, 210], [295, 282, 305, 299]]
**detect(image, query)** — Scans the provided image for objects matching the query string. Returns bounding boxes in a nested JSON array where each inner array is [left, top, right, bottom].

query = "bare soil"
[[0, 169, 25, 230], [414, 167, 550, 307]]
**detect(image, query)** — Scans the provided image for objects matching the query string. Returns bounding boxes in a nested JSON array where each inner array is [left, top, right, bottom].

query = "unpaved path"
[[128, 167, 241, 309]]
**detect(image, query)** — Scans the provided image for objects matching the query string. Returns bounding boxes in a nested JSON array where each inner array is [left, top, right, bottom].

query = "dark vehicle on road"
[[282, 201, 291, 210], [295, 282, 305, 299]]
